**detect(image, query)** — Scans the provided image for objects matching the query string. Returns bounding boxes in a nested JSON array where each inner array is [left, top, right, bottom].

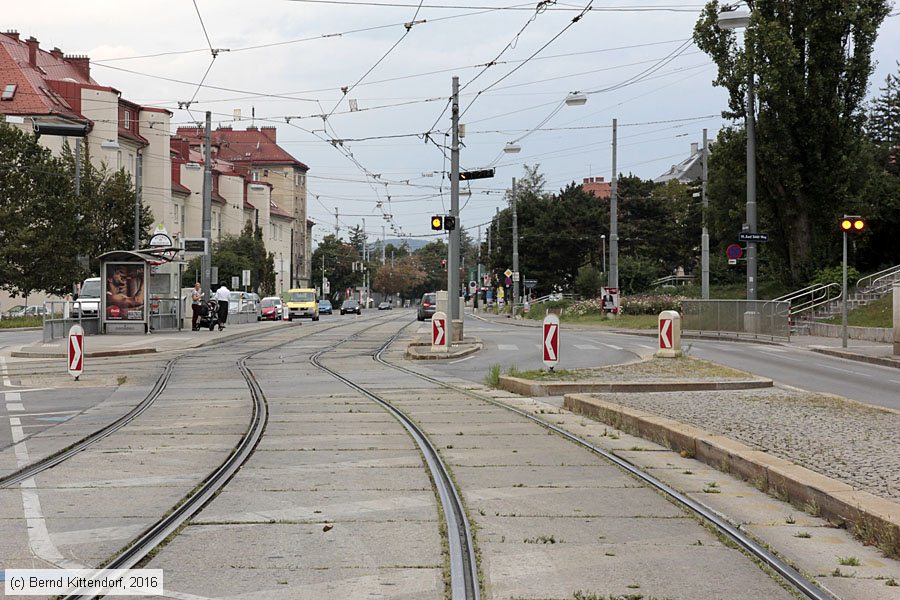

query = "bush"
[[621, 294, 686, 315], [811, 265, 860, 287]]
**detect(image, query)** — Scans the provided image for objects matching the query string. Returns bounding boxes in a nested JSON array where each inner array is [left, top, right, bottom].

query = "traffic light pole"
[[609, 118, 619, 291], [701, 128, 710, 300], [448, 76, 461, 342], [842, 229, 848, 348], [200, 111, 212, 294]]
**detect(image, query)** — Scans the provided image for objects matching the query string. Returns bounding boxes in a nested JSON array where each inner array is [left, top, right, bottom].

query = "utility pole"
[[74, 138, 81, 197], [511, 177, 519, 316], [321, 254, 326, 299], [382, 225, 386, 264], [447, 76, 461, 342], [746, 62, 758, 301], [334, 208, 339, 238], [477, 224, 482, 303], [134, 151, 142, 250], [609, 117, 619, 290], [200, 111, 212, 293], [701, 128, 710, 299]]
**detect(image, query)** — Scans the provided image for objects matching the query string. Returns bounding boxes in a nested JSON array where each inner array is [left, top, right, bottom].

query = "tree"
[[867, 62, 900, 149], [575, 265, 603, 298], [0, 123, 81, 297], [60, 141, 153, 276], [311, 234, 361, 302], [372, 256, 425, 298], [694, 0, 891, 284], [187, 222, 275, 294], [411, 240, 448, 298]]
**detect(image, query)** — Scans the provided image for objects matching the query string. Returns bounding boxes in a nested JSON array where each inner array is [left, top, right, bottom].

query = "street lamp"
[[717, 5, 757, 302], [503, 142, 521, 154], [565, 92, 587, 106], [600, 234, 606, 277]]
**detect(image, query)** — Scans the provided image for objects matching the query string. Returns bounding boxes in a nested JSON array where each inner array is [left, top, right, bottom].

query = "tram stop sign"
[[68, 324, 84, 380]]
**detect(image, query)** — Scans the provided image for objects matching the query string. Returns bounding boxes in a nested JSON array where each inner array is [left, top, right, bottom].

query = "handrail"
[[652, 275, 694, 287], [856, 263, 900, 293], [775, 283, 841, 318]]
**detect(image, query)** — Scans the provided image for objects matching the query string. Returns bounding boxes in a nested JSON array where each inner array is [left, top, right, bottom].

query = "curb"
[[406, 342, 482, 361], [563, 393, 900, 558], [498, 376, 772, 397], [810, 346, 900, 370]]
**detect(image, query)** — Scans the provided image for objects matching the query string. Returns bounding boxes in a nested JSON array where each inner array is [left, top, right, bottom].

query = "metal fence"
[[681, 299, 792, 341], [42, 300, 100, 342]]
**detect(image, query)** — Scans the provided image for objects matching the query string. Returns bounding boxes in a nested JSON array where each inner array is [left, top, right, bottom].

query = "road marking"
[[11, 409, 80, 418], [449, 355, 476, 365], [7, 403, 24, 411], [10, 417, 21, 426], [0, 357, 10, 386], [890, 379, 900, 384], [638, 344, 654, 350], [497, 344, 518, 351], [602, 343, 624, 351], [574, 344, 599, 350], [6, 391, 21, 402], [758, 347, 786, 353], [818, 364, 861, 375]]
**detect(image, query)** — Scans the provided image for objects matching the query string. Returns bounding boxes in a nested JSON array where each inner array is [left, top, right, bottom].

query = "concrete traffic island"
[[564, 391, 900, 561], [498, 355, 772, 397], [405, 336, 482, 360]]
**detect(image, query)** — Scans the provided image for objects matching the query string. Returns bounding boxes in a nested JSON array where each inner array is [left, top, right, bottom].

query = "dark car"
[[318, 300, 333, 315], [378, 301, 392, 310], [340, 299, 361, 315], [417, 293, 437, 321]]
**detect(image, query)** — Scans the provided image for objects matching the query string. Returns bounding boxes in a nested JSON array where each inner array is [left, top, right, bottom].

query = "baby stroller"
[[196, 299, 219, 331]]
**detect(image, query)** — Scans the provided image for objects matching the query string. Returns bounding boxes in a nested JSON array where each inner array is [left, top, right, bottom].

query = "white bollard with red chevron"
[[68, 324, 84, 381], [542, 313, 560, 371], [656, 310, 682, 358], [431, 311, 448, 353]]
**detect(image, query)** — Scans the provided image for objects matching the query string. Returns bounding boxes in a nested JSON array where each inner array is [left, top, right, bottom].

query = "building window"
[[123, 110, 131, 129], [251, 170, 260, 181], [263, 169, 269, 177], [1, 84, 17, 101]]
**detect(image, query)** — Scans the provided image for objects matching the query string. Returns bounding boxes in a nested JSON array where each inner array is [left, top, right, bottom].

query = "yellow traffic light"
[[840, 216, 865, 232], [431, 216, 443, 231]]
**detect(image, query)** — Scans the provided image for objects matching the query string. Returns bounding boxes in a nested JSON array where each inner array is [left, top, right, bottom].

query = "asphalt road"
[[428, 316, 900, 411]]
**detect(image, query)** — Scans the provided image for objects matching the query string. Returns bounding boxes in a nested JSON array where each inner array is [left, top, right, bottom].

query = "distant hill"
[[372, 238, 432, 252]]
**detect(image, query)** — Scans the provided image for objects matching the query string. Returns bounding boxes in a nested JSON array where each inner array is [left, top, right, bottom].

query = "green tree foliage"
[[411, 240, 448, 298], [190, 222, 275, 294], [372, 256, 425, 298], [867, 63, 900, 149], [311, 234, 361, 303], [0, 124, 81, 297], [60, 142, 153, 276], [694, 0, 890, 284], [575, 265, 603, 298]]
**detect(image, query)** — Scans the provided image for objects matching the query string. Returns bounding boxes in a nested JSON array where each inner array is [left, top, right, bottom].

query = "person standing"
[[190, 282, 204, 331], [214, 282, 231, 331]]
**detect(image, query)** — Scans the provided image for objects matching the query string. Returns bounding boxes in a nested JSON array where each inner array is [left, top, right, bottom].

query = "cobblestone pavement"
[[597, 387, 900, 501]]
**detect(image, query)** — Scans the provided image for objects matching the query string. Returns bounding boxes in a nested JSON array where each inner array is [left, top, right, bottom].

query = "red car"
[[259, 297, 283, 321]]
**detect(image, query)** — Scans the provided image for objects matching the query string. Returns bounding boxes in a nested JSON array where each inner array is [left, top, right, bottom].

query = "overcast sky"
[[6, 1, 899, 246]]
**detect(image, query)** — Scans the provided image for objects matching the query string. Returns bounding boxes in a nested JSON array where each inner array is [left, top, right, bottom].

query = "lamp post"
[[600, 234, 606, 280], [718, 6, 756, 302]]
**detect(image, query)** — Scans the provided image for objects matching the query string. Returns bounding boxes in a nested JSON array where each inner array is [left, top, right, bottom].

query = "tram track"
[[373, 321, 834, 600], [310, 318, 480, 600]]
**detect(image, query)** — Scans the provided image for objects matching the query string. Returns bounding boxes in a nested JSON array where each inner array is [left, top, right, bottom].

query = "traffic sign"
[[542, 313, 560, 369], [726, 244, 743, 260], [739, 232, 769, 242], [459, 168, 495, 180], [432, 311, 448, 352], [68, 324, 84, 380], [512, 272, 520, 282], [504, 268, 513, 278], [242, 269, 251, 287], [182, 237, 207, 256], [524, 279, 537, 289]]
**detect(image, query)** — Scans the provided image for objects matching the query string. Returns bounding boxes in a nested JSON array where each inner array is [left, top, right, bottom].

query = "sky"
[[5, 1, 899, 248]]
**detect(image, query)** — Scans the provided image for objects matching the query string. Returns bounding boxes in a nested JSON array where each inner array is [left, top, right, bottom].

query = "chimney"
[[50, 47, 63, 60], [26, 36, 39, 67], [260, 126, 277, 142], [246, 125, 257, 131], [3, 31, 20, 42], [64, 55, 90, 81], [691, 142, 699, 154]]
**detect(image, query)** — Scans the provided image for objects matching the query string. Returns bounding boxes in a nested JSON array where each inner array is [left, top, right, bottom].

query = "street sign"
[[656, 310, 682, 358], [504, 268, 513, 278], [68, 324, 84, 380], [182, 237, 207, 256], [469, 280, 477, 291], [231, 276, 239, 289], [739, 232, 769, 242], [524, 279, 537, 289], [728, 259, 738, 265], [459, 168, 495, 180], [542, 313, 560, 369], [512, 272, 520, 282], [432, 311, 448, 352], [726, 244, 743, 260], [242, 269, 251, 287]]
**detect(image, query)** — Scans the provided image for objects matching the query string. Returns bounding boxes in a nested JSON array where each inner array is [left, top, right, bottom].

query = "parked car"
[[378, 301, 392, 310], [74, 277, 102, 318], [340, 299, 361, 315], [259, 297, 283, 321], [4, 305, 26, 318], [417, 292, 437, 321], [318, 300, 333, 315]]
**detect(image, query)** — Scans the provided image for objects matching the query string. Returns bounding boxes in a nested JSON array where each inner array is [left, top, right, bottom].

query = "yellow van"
[[285, 288, 319, 321]]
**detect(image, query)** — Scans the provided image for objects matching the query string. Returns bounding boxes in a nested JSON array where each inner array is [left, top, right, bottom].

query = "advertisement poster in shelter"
[[103, 262, 146, 321]]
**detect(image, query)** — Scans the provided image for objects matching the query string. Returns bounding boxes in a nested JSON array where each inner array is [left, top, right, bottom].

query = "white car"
[[74, 277, 102, 317]]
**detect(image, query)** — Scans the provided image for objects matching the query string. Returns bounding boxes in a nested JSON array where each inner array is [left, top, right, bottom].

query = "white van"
[[74, 277, 101, 317]]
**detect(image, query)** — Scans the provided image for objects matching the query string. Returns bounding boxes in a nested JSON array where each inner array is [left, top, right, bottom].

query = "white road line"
[[497, 344, 519, 351], [638, 344, 654, 350], [6, 391, 21, 402], [9, 416, 21, 426], [574, 344, 599, 350], [758, 347, 786, 353], [602, 343, 624, 351], [12, 409, 81, 418], [449, 355, 476, 365], [818, 364, 861, 375], [890, 379, 900, 384], [0, 356, 11, 386], [6, 403, 24, 411]]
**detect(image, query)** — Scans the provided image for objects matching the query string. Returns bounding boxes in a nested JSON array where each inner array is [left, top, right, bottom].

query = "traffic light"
[[431, 215, 443, 231], [441, 259, 447, 269], [443, 215, 456, 231], [840, 216, 865, 232]]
